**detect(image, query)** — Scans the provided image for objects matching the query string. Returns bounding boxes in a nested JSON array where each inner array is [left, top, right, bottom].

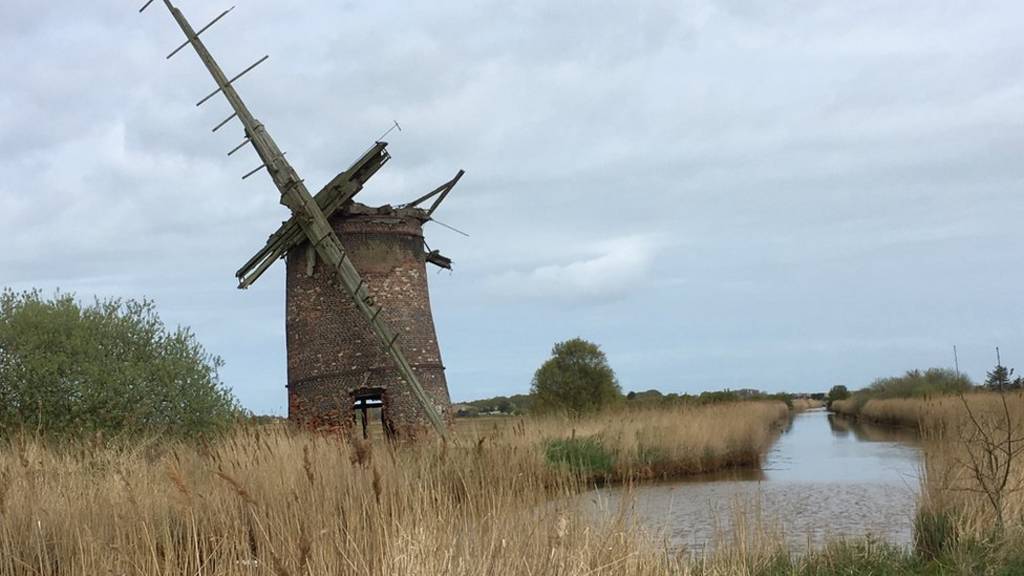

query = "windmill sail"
[[144, 0, 448, 437]]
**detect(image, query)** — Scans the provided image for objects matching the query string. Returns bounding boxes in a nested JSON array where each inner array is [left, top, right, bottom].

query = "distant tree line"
[[827, 362, 1024, 411], [455, 394, 533, 417], [456, 337, 821, 417], [624, 388, 805, 408]]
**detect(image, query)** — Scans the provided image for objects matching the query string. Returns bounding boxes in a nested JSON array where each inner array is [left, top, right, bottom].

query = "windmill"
[[139, 0, 462, 438]]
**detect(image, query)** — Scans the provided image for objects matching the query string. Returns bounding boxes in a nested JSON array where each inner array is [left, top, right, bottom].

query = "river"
[[588, 408, 923, 550]]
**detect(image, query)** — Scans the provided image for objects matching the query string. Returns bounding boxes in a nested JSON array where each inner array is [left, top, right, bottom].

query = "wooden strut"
[[234, 141, 390, 288], [402, 170, 465, 216], [148, 0, 448, 438]]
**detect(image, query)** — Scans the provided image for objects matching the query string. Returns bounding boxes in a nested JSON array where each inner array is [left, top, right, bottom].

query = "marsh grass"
[[0, 401, 790, 575], [455, 401, 790, 483], [544, 437, 615, 475], [834, 391, 1024, 570], [5, 396, 1018, 575], [917, 394, 1024, 544]]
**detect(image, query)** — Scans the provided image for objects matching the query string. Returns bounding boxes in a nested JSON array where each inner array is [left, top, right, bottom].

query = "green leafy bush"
[[867, 368, 972, 399], [544, 437, 614, 475], [827, 384, 851, 404], [0, 289, 241, 439]]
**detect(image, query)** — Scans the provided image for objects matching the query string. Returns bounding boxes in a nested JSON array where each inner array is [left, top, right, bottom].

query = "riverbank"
[[4, 398, 1020, 574], [831, 390, 1023, 429], [830, 391, 1024, 571], [468, 400, 792, 483], [589, 408, 922, 550], [0, 401, 792, 574]]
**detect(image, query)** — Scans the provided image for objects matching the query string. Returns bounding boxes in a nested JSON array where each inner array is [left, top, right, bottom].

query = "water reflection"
[[588, 409, 923, 550], [828, 413, 921, 444]]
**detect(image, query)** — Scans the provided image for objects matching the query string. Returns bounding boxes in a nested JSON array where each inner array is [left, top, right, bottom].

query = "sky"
[[2, 1, 1023, 414]]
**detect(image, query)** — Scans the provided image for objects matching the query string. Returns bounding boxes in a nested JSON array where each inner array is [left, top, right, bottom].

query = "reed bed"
[[833, 391, 1024, 563], [456, 401, 789, 482], [914, 393, 1024, 552], [832, 392, 1023, 430], [0, 401, 790, 576], [827, 398, 859, 419], [5, 396, 1018, 574]]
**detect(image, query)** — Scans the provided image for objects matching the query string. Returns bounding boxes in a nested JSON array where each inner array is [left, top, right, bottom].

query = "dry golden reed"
[[832, 391, 1024, 546], [457, 400, 790, 481], [0, 401, 791, 576], [915, 393, 1024, 543]]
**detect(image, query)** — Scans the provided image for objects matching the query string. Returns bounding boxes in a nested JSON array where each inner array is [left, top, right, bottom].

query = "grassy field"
[[0, 401, 791, 575], [2, 397, 1022, 575]]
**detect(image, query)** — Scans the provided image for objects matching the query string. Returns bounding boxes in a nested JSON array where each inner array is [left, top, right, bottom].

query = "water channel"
[[588, 408, 923, 550]]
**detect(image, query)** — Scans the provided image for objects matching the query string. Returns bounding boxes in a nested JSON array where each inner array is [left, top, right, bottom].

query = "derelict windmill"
[[139, 0, 463, 438]]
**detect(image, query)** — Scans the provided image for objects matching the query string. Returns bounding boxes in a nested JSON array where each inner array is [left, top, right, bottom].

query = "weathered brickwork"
[[285, 203, 451, 438]]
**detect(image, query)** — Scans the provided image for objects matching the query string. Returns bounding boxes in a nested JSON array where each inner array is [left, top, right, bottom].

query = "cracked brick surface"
[[285, 204, 451, 437]]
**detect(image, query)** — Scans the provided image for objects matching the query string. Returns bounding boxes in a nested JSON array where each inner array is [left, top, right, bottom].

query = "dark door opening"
[[352, 389, 392, 440]]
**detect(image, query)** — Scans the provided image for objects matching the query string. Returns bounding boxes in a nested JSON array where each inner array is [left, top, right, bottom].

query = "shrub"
[[867, 368, 972, 399], [827, 384, 850, 404], [0, 289, 241, 439], [544, 437, 614, 475]]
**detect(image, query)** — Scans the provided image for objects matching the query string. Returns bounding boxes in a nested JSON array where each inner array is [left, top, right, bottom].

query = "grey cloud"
[[2, 0, 1023, 412], [484, 235, 664, 303]]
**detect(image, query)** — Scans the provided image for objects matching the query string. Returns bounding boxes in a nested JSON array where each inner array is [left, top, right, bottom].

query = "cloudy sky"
[[2, 0, 1022, 414]]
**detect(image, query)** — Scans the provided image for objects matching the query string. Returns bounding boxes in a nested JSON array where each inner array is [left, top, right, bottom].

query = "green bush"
[[0, 289, 241, 439], [867, 368, 972, 399], [827, 385, 851, 404], [834, 368, 976, 417], [544, 437, 614, 475]]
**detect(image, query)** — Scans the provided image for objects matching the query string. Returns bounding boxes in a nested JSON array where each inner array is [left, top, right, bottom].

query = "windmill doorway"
[[352, 389, 393, 440]]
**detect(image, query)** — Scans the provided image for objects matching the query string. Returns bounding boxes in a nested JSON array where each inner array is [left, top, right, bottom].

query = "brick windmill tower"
[[141, 0, 463, 438], [239, 157, 464, 438]]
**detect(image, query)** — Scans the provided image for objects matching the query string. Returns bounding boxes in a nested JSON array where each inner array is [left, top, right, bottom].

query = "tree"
[[0, 289, 241, 438], [530, 338, 621, 416], [827, 385, 851, 403], [985, 363, 1016, 390]]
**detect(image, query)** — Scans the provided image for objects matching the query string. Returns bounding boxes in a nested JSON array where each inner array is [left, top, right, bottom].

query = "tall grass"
[[5, 395, 1021, 574], [833, 391, 1024, 565], [832, 392, 1021, 431], [537, 401, 790, 481], [0, 401, 789, 575], [914, 393, 1024, 553], [829, 367, 972, 426]]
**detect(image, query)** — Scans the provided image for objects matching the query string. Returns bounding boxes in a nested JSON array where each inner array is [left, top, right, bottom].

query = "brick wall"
[[285, 203, 451, 437]]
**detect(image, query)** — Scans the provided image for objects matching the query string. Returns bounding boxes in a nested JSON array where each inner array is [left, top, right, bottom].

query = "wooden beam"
[[235, 142, 389, 288], [401, 170, 464, 216], [158, 0, 448, 438], [427, 170, 464, 218]]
